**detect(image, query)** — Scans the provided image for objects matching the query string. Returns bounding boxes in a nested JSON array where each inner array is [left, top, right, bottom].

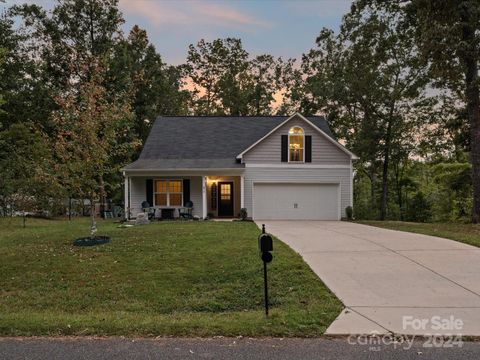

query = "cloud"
[[196, 2, 270, 27], [282, 0, 351, 19], [119, 0, 271, 30]]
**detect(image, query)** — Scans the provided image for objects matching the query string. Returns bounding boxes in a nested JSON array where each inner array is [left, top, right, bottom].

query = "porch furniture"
[[160, 208, 175, 220], [113, 206, 124, 218], [141, 201, 156, 220], [179, 201, 194, 219]]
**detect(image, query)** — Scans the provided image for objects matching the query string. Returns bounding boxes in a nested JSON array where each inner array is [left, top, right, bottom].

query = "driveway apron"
[[257, 221, 480, 336]]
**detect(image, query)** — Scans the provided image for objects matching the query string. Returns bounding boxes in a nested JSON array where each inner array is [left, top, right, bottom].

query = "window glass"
[[289, 135, 304, 148], [169, 193, 182, 206], [155, 193, 167, 206], [288, 126, 305, 162], [169, 180, 182, 193], [154, 180, 183, 206], [155, 180, 167, 193], [290, 149, 304, 162], [289, 126, 304, 135], [220, 184, 231, 200]]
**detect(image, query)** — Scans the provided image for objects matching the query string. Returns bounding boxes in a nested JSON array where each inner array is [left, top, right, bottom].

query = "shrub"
[[345, 206, 353, 220], [406, 191, 431, 222], [240, 208, 248, 220]]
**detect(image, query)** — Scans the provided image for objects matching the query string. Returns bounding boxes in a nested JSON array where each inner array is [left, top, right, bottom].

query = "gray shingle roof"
[[124, 115, 335, 170]]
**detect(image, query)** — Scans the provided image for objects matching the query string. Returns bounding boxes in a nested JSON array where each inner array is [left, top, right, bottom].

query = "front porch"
[[124, 171, 244, 220]]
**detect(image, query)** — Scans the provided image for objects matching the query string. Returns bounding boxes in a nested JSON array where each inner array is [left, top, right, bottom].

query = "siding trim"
[[350, 160, 353, 207], [245, 163, 350, 169], [124, 174, 129, 220], [128, 177, 131, 219], [240, 176, 245, 209]]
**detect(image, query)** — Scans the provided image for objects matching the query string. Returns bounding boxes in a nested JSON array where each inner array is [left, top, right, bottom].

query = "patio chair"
[[179, 201, 194, 219], [141, 201, 156, 220]]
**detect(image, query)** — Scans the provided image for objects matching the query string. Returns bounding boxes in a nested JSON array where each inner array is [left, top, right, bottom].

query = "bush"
[[345, 206, 353, 220], [240, 208, 248, 221], [406, 191, 431, 222]]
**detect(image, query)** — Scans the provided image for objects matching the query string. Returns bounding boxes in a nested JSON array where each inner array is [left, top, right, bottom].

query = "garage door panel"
[[253, 183, 339, 220]]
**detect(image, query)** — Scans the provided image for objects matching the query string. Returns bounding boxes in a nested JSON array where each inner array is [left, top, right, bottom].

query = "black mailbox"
[[258, 233, 273, 253]]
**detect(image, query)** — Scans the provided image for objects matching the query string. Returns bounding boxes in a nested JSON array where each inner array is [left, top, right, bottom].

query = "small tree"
[[52, 61, 137, 237]]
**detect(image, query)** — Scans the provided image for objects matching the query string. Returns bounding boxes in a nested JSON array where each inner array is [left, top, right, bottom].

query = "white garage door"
[[253, 183, 339, 220]]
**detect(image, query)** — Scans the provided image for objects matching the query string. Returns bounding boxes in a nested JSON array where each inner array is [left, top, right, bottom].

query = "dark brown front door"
[[218, 182, 234, 217]]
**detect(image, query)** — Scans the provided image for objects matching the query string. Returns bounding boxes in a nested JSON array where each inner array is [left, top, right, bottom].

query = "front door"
[[218, 182, 234, 217]]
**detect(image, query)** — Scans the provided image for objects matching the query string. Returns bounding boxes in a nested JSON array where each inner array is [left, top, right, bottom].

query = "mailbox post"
[[258, 224, 273, 316]]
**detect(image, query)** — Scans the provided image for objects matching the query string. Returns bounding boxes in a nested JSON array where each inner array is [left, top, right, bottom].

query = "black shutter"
[[183, 179, 190, 206], [146, 179, 153, 206], [281, 135, 288, 162], [305, 135, 312, 162]]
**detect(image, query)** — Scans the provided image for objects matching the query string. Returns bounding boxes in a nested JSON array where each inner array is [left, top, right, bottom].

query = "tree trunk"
[[461, 9, 480, 223], [396, 179, 403, 221], [90, 197, 97, 238], [68, 197, 72, 221], [99, 177, 106, 219], [371, 180, 375, 212], [394, 162, 404, 221], [380, 120, 392, 220]]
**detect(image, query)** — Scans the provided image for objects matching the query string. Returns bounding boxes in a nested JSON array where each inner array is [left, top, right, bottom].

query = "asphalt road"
[[1, 337, 479, 360]]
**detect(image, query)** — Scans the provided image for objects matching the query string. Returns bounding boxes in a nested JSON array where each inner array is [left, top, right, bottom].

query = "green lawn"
[[0, 218, 342, 337], [358, 220, 480, 248]]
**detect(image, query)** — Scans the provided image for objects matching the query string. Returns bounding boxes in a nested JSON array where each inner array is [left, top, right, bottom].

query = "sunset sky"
[[6, 0, 352, 64]]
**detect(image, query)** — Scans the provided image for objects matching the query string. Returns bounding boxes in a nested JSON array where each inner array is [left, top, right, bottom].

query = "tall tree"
[[108, 25, 189, 141], [248, 54, 285, 115], [187, 38, 248, 115], [13, 0, 123, 87], [284, 7, 429, 219], [0, 46, 6, 121], [408, 0, 480, 222], [186, 38, 285, 115], [359, 0, 480, 221], [53, 61, 137, 235], [0, 9, 52, 130]]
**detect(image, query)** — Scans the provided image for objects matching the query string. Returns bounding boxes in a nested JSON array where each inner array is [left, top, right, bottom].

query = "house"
[[123, 113, 357, 220]]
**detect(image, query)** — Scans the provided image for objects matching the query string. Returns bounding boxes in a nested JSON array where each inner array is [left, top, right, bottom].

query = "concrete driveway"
[[259, 221, 480, 336]]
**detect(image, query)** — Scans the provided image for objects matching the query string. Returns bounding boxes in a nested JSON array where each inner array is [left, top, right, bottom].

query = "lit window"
[[154, 180, 183, 206], [220, 184, 231, 200], [289, 126, 304, 162]]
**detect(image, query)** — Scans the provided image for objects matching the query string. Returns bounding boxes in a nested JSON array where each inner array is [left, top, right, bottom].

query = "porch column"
[[202, 176, 207, 219], [124, 172, 129, 220], [240, 176, 245, 209]]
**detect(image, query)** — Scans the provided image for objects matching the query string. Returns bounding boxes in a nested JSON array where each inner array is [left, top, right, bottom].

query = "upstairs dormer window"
[[289, 126, 304, 162]]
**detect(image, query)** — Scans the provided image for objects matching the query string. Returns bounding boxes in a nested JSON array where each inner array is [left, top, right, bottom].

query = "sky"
[[5, 0, 352, 65]]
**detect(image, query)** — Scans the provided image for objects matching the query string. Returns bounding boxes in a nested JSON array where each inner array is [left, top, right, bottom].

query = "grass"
[[357, 220, 480, 248], [0, 217, 342, 337]]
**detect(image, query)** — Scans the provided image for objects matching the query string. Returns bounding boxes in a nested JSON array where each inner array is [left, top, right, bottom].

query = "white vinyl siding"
[[242, 116, 350, 165]]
